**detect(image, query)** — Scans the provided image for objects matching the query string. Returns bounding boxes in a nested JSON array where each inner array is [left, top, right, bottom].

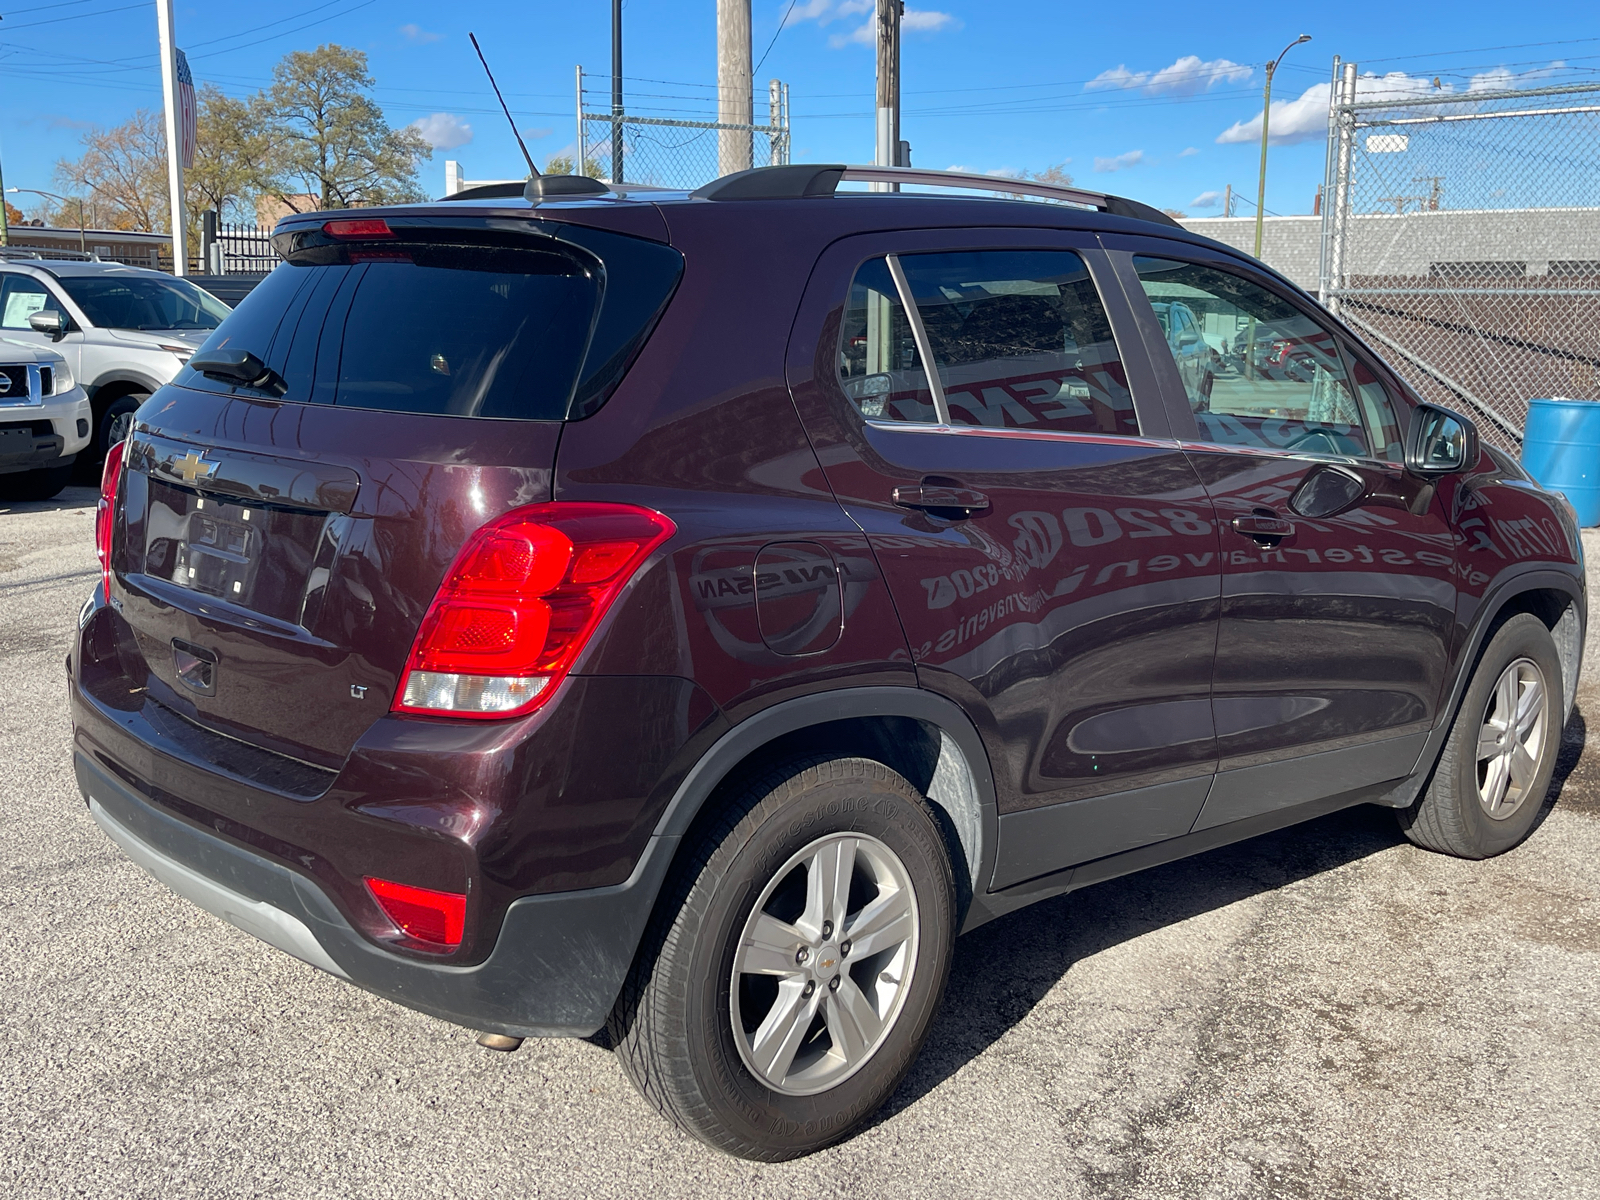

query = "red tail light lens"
[[394, 502, 675, 719], [96, 437, 127, 600], [323, 218, 394, 239], [365, 877, 466, 948]]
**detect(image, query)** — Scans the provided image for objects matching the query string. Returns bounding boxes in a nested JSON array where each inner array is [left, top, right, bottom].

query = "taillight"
[[96, 438, 127, 600], [365, 877, 466, 948], [394, 502, 675, 719]]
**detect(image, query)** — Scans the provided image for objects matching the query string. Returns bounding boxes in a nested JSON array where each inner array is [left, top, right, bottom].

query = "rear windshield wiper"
[[189, 349, 289, 397]]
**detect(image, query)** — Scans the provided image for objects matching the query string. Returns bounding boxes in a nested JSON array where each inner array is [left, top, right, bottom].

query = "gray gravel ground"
[[3, 487, 1599, 1199]]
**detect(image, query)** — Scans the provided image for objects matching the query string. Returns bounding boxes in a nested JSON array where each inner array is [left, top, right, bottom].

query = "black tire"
[[609, 756, 957, 1160], [1399, 612, 1563, 858], [99, 393, 147, 456], [0, 464, 74, 502]]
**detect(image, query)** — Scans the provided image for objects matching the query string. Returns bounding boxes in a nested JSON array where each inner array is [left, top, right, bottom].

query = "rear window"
[[181, 222, 682, 421]]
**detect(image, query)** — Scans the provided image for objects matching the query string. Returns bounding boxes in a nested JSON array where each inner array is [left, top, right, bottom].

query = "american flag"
[[174, 48, 196, 169]]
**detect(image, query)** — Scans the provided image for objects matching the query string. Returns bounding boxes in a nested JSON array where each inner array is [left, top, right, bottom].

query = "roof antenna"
[[469, 32, 539, 178]]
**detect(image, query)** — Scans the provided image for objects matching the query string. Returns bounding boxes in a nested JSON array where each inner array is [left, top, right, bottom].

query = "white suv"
[[0, 337, 91, 500], [0, 257, 232, 468]]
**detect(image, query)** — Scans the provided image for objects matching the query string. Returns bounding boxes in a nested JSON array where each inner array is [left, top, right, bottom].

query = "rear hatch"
[[107, 210, 682, 769]]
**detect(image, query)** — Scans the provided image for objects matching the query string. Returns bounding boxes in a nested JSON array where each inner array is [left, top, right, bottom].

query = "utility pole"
[[717, 0, 752, 176], [1223, 183, 1232, 218], [611, 0, 623, 184], [1254, 33, 1311, 259], [876, 0, 902, 185], [0, 151, 9, 247], [156, 0, 189, 275]]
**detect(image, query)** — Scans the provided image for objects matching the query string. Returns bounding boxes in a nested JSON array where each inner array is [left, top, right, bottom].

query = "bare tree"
[[54, 110, 168, 231]]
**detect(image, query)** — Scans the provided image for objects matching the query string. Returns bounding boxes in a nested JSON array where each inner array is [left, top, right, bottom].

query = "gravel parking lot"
[[4, 486, 1598, 1200]]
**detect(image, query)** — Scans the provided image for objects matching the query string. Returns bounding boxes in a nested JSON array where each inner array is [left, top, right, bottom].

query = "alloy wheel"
[[1475, 657, 1547, 820], [730, 832, 919, 1096]]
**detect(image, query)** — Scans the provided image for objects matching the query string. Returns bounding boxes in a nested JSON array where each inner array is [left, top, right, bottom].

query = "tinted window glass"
[[1134, 256, 1373, 457], [837, 257, 938, 422], [0, 275, 57, 329], [898, 249, 1137, 436], [186, 242, 599, 420], [56, 274, 230, 330], [1352, 358, 1404, 462]]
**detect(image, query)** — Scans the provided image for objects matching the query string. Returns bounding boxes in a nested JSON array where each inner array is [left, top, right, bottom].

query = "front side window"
[[899, 249, 1138, 437], [0, 275, 58, 330], [1134, 256, 1378, 458], [56, 273, 230, 331]]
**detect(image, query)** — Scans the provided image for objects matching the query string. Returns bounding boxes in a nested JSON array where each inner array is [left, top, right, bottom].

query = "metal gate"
[[575, 69, 790, 191], [1318, 68, 1600, 446]]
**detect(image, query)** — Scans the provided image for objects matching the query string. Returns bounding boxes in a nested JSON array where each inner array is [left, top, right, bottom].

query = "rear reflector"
[[323, 218, 395, 239], [96, 437, 126, 600], [394, 502, 675, 719], [365, 877, 466, 948]]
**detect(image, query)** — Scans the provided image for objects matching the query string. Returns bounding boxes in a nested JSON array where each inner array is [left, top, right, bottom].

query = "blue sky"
[[1, 1, 1596, 221]]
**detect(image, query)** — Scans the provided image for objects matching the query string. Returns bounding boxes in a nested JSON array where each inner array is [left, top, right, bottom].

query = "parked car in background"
[[0, 336, 91, 500], [0, 258, 230, 470], [73, 164, 1585, 1161], [187, 273, 271, 309], [1150, 298, 1215, 406]]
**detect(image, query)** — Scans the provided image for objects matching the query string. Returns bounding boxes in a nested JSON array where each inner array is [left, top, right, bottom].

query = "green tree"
[[189, 84, 276, 223], [545, 153, 603, 178], [265, 44, 430, 210]]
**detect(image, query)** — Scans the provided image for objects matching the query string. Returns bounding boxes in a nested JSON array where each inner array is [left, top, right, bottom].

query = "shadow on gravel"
[[0, 485, 100, 517], [1548, 705, 1599, 816], [877, 804, 1407, 1121]]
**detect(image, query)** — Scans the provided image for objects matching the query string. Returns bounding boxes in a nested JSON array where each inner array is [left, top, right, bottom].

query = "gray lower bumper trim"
[[91, 797, 350, 979], [75, 752, 675, 1038]]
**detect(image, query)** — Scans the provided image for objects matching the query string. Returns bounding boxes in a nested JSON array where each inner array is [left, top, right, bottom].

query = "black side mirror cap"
[[1405, 403, 1478, 476], [188, 348, 288, 397], [1288, 463, 1367, 519], [28, 310, 68, 341]]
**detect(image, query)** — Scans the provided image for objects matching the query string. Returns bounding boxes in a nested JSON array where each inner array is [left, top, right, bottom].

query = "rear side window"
[[183, 224, 682, 422], [837, 258, 938, 422], [897, 250, 1138, 437]]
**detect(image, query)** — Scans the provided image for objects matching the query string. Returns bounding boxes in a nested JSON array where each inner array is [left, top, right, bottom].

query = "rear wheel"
[[609, 756, 956, 1160], [1399, 613, 1562, 858], [0, 464, 74, 502]]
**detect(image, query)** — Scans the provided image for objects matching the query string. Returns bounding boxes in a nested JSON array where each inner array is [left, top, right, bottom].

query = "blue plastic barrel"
[[1522, 398, 1600, 527]]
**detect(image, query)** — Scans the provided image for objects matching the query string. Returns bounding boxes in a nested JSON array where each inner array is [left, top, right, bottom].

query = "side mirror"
[[843, 372, 892, 418], [28, 310, 68, 341], [1289, 463, 1367, 519], [1406, 403, 1478, 476]]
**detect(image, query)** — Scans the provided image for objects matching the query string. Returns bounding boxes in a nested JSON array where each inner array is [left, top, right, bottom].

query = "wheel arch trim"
[[647, 686, 1000, 931]]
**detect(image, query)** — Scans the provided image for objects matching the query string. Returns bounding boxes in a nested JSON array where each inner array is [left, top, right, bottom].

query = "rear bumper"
[[76, 749, 675, 1037]]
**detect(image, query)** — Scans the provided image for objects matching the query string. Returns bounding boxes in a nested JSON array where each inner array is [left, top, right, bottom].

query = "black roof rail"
[[691, 164, 1181, 228]]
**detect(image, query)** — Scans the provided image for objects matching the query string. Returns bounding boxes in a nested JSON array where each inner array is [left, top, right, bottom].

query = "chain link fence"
[[1319, 72, 1600, 447], [576, 70, 789, 190]]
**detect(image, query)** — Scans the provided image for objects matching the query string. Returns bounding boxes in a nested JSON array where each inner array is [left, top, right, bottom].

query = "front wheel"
[[100, 393, 147, 456], [1399, 612, 1563, 858], [609, 756, 956, 1160]]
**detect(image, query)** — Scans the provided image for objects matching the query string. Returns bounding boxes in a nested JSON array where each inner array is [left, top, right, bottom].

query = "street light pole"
[[7, 187, 86, 256], [1254, 34, 1312, 259]]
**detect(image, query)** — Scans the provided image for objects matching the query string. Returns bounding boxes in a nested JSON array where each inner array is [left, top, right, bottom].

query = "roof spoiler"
[[690, 164, 1181, 229]]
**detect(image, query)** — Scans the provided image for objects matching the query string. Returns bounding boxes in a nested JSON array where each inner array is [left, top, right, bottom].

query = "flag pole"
[[156, 0, 188, 275]]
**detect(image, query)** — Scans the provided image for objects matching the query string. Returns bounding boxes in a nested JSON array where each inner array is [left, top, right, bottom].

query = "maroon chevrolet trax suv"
[[71, 164, 1585, 1159]]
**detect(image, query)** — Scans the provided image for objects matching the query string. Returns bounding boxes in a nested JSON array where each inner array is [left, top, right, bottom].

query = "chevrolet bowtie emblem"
[[174, 451, 218, 484]]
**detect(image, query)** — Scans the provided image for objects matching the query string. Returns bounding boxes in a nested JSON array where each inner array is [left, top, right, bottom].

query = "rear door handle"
[[892, 485, 991, 517], [1231, 514, 1294, 544]]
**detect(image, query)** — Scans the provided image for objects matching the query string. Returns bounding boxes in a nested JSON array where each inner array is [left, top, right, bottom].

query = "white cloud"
[[1215, 61, 1570, 146], [828, 5, 957, 47], [1179, 146, 1199, 157], [1088, 55, 1252, 97], [1094, 150, 1145, 173], [1191, 190, 1223, 208], [399, 23, 441, 43], [410, 112, 473, 151]]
